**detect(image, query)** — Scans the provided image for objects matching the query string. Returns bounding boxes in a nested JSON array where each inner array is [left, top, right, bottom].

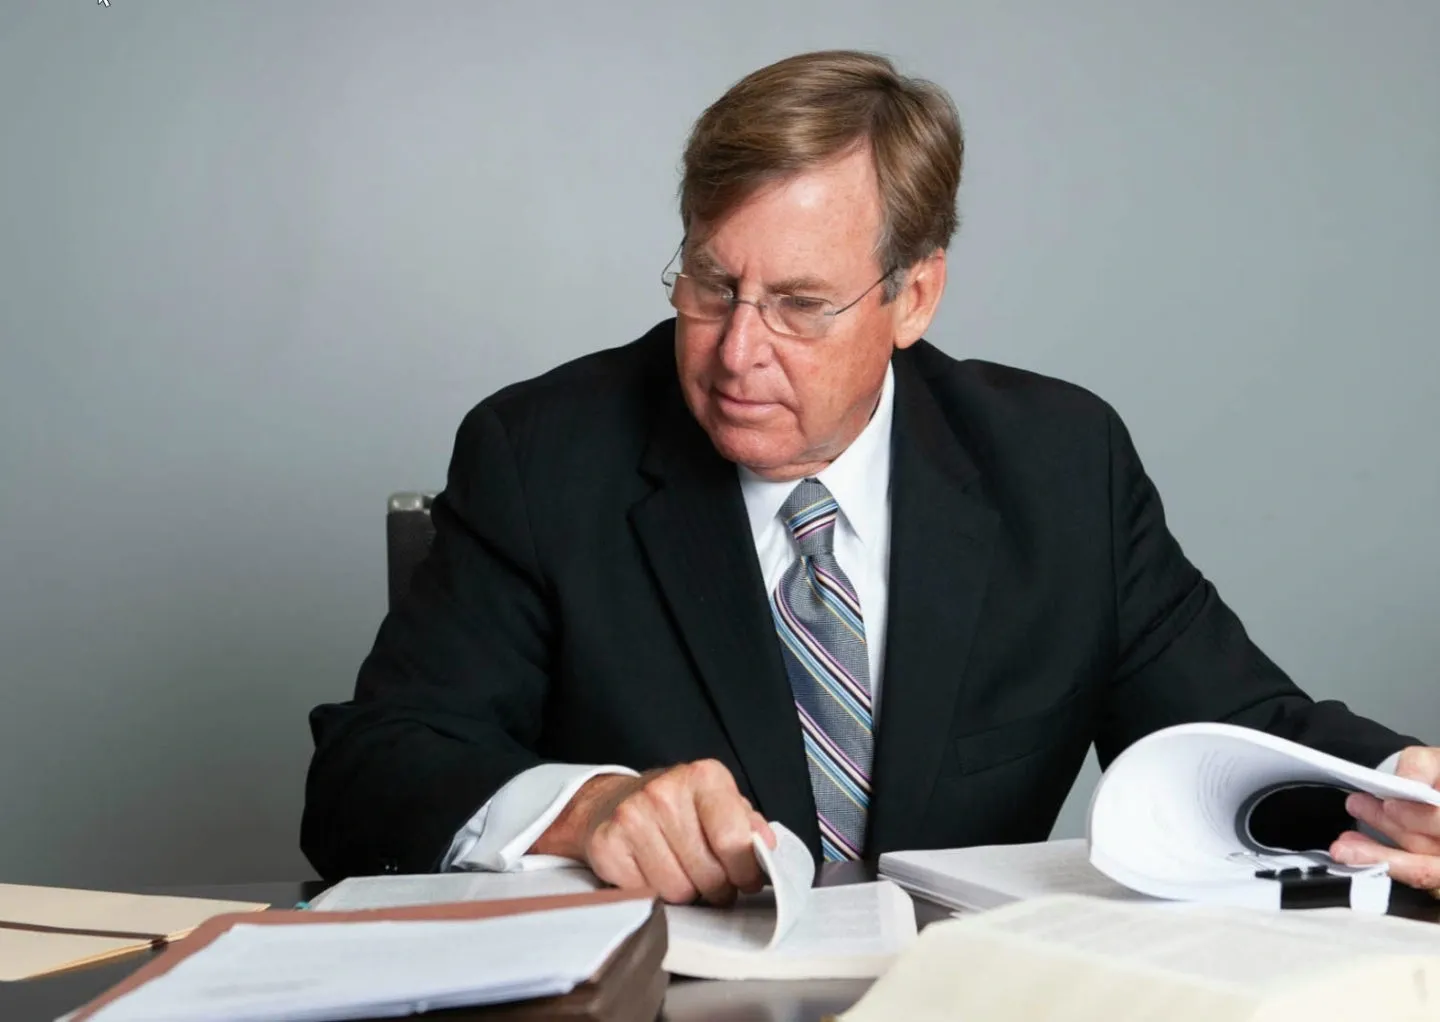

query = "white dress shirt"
[[443, 366, 896, 871], [441, 360, 1400, 872]]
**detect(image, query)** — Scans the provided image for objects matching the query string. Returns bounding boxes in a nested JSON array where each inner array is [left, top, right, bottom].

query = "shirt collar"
[[738, 361, 895, 547]]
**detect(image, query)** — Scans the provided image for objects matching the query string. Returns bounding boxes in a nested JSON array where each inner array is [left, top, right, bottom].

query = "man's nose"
[[718, 302, 771, 374]]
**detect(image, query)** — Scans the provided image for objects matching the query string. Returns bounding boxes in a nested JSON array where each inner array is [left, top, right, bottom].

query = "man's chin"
[[702, 422, 803, 477]]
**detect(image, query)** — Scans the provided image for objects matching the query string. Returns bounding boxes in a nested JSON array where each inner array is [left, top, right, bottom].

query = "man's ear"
[[892, 249, 947, 350]]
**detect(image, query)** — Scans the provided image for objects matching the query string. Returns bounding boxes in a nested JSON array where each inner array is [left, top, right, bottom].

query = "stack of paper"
[[878, 837, 1150, 913], [69, 892, 664, 1022]]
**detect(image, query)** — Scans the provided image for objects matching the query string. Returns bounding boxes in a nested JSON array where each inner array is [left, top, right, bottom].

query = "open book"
[[883, 723, 1439, 914], [839, 893, 1440, 1022], [308, 823, 916, 980]]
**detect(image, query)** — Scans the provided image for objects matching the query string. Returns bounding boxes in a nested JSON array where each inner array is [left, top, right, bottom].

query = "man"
[[302, 50, 1440, 904]]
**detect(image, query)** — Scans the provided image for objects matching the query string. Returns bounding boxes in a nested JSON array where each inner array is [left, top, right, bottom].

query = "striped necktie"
[[770, 478, 873, 862]]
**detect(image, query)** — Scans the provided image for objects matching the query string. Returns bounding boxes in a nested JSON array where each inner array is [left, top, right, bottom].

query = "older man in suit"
[[301, 50, 1440, 904]]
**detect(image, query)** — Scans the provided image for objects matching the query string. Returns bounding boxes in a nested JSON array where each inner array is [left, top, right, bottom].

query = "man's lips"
[[713, 390, 779, 416]]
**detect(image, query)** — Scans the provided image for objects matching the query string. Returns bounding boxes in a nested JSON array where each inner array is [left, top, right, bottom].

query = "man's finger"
[[654, 789, 735, 906], [1381, 797, 1440, 849], [1332, 830, 1440, 890], [695, 786, 764, 896], [1394, 747, 1440, 788], [1345, 793, 1440, 857], [614, 801, 703, 905], [586, 823, 647, 891]]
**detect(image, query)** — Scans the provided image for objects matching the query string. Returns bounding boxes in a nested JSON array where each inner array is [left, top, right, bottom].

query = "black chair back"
[[386, 492, 436, 610]]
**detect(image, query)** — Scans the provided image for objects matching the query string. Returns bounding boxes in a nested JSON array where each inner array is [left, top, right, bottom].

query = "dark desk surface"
[[5, 865, 1437, 1022]]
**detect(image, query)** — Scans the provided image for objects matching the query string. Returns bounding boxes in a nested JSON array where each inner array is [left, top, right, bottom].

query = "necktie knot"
[[780, 478, 839, 558]]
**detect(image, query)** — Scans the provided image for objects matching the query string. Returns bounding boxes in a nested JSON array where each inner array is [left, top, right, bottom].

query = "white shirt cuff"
[[442, 763, 639, 872]]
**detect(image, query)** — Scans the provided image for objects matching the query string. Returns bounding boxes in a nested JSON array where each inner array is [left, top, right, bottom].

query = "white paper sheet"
[[840, 893, 1440, 1022], [982, 895, 1440, 991], [308, 868, 603, 912], [86, 900, 652, 1022], [1087, 723, 1421, 909], [663, 881, 916, 979], [879, 838, 1151, 911]]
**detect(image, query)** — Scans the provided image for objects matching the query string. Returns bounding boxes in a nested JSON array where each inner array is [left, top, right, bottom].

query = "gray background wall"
[[1, 1, 1436, 888]]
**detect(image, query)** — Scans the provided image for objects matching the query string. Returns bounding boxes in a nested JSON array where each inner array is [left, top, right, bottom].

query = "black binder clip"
[[1253, 864, 1353, 909]]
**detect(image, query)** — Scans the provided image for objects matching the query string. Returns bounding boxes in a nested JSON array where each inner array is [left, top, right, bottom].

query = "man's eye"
[[781, 295, 829, 314], [696, 279, 733, 298]]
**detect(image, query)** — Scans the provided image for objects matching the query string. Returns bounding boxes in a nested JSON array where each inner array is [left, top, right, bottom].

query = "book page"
[[752, 822, 814, 947], [1086, 722, 1433, 901], [842, 894, 1440, 1022], [974, 895, 1440, 989], [765, 881, 915, 960], [86, 901, 653, 1022], [880, 838, 1150, 910], [309, 868, 604, 912], [664, 881, 915, 979]]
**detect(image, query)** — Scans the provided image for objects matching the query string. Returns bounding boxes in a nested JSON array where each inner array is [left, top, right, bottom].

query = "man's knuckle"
[[642, 779, 682, 815], [712, 827, 752, 856], [589, 824, 622, 857], [690, 758, 731, 787], [611, 798, 648, 830]]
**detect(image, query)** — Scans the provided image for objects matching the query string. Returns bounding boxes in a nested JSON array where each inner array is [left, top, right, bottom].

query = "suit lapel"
[[628, 386, 820, 855], [867, 350, 1000, 853]]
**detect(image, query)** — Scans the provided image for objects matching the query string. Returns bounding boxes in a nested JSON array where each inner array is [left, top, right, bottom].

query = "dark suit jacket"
[[301, 319, 1414, 880]]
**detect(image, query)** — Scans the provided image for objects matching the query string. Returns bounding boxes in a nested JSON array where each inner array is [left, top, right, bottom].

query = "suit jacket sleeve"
[[1094, 407, 1420, 770], [301, 402, 556, 880]]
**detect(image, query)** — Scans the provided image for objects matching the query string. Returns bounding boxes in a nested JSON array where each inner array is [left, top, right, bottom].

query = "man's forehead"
[[682, 149, 883, 278]]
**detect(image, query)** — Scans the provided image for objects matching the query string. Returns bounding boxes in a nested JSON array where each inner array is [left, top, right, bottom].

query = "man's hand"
[[1332, 746, 1440, 890], [532, 759, 778, 905]]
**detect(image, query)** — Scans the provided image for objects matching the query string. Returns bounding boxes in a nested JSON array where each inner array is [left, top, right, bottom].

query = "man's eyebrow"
[[767, 274, 832, 295], [682, 246, 728, 277], [683, 246, 835, 295]]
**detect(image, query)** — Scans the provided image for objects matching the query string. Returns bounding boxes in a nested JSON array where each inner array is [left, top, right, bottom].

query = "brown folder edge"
[[0, 921, 169, 944], [68, 888, 661, 1022]]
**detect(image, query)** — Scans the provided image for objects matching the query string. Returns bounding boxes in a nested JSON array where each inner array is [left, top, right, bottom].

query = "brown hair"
[[680, 50, 964, 300]]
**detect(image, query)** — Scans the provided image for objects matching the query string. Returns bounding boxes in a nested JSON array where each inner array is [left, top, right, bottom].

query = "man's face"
[[674, 148, 939, 482]]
